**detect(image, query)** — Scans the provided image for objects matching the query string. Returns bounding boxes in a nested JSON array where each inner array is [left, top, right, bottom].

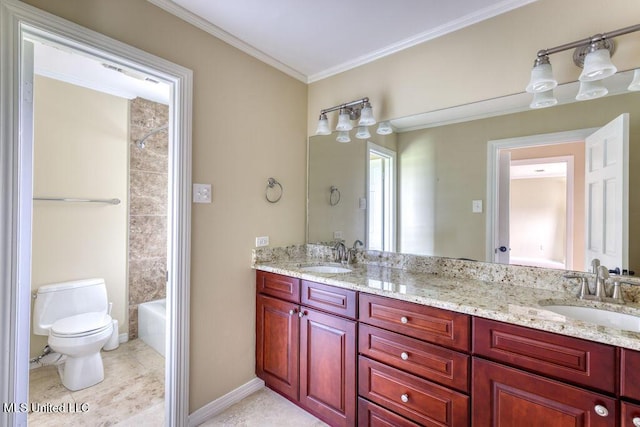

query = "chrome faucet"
[[333, 241, 348, 264], [595, 265, 609, 299], [352, 240, 363, 250]]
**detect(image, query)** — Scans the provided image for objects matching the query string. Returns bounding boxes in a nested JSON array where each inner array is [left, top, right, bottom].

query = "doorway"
[[0, 2, 192, 426], [367, 142, 396, 252]]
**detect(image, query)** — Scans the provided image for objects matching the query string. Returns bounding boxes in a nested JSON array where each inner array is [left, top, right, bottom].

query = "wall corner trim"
[[188, 378, 265, 427]]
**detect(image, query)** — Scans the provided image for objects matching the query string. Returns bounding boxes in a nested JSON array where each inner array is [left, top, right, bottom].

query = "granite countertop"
[[254, 259, 640, 351]]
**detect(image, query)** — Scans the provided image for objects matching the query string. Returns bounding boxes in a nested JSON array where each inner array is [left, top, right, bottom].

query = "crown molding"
[[146, 0, 308, 83], [307, 0, 538, 83]]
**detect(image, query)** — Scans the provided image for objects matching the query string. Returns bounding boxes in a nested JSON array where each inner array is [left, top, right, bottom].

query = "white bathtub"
[[138, 298, 166, 357]]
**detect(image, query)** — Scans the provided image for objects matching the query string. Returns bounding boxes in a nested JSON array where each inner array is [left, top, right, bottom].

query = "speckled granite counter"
[[252, 245, 640, 351]]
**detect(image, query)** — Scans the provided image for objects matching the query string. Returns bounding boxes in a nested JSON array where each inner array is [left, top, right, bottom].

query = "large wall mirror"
[[307, 70, 640, 273]]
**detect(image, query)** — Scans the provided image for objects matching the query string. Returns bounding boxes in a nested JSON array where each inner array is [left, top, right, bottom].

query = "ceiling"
[[149, 0, 537, 83]]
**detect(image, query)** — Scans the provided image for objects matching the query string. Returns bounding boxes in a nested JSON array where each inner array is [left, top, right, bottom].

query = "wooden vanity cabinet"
[[358, 294, 471, 426], [256, 271, 357, 426], [473, 317, 618, 426], [621, 349, 640, 427]]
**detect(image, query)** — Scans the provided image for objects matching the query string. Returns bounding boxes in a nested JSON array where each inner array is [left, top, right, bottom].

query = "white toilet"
[[33, 278, 114, 391]]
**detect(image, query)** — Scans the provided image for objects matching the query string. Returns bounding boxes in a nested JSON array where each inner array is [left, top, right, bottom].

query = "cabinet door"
[[255, 294, 299, 400], [621, 401, 640, 427], [621, 348, 640, 401], [299, 307, 357, 427], [358, 397, 421, 427], [473, 358, 617, 426]]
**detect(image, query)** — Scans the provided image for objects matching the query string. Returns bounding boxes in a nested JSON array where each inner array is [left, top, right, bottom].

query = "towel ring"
[[330, 186, 341, 206], [266, 178, 283, 203]]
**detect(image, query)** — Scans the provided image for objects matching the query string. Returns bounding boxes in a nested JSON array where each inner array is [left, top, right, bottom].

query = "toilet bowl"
[[48, 312, 113, 391], [33, 278, 114, 391]]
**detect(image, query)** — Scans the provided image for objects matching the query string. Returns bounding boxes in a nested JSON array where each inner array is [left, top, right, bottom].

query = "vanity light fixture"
[[526, 23, 640, 108], [315, 97, 384, 142], [376, 121, 393, 135]]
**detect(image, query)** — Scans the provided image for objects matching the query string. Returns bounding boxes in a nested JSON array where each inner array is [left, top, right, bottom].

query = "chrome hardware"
[[298, 311, 306, 318], [633, 417, 640, 427], [400, 316, 408, 324], [594, 405, 609, 417], [289, 309, 297, 316], [400, 394, 409, 403], [333, 241, 349, 264], [595, 266, 609, 298], [400, 352, 409, 361]]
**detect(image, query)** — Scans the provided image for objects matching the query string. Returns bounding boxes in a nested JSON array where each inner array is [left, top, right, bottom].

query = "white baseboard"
[[188, 377, 265, 427], [119, 333, 128, 343]]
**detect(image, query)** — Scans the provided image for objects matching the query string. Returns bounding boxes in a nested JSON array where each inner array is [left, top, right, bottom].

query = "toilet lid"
[[51, 312, 112, 337]]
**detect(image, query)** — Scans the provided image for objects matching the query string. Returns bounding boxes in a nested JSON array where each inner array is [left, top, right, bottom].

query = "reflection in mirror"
[[307, 75, 639, 273]]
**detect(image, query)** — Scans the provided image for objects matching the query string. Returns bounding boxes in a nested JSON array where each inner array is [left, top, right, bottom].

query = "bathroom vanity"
[[254, 248, 640, 426]]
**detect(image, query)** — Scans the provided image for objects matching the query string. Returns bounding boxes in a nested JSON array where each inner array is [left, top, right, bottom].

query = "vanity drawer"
[[359, 356, 469, 427], [358, 397, 420, 427], [359, 293, 470, 351], [621, 348, 640, 401], [301, 280, 357, 319], [256, 271, 300, 303], [359, 324, 469, 393], [473, 317, 616, 393]]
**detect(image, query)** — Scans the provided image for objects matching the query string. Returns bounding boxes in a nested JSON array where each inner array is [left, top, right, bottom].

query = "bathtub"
[[138, 298, 166, 357]]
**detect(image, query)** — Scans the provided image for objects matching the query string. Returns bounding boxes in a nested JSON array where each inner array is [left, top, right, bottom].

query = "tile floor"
[[29, 339, 326, 426], [200, 388, 328, 427], [28, 338, 165, 426]]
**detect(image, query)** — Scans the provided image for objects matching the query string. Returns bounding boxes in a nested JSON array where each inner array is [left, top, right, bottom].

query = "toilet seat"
[[51, 312, 112, 338]]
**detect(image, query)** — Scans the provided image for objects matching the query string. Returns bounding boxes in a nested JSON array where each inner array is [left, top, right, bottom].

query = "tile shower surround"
[[128, 97, 168, 339], [253, 244, 640, 350]]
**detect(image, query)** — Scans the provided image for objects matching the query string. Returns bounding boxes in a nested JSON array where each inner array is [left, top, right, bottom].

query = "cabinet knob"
[[633, 417, 640, 427], [400, 316, 408, 324], [594, 405, 608, 417], [400, 394, 409, 403], [298, 310, 306, 318], [400, 352, 409, 361], [288, 309, 297, 316]]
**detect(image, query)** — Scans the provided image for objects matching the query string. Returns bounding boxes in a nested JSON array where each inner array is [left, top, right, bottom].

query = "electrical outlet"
[[333, 231, 343, 239], [255, 236, 269, 247], [193, 183, 212, 203]]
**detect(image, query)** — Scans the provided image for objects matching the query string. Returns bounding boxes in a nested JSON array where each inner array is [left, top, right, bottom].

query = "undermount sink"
[[541, 304, 640, 332], [299, 264, 352, 274]]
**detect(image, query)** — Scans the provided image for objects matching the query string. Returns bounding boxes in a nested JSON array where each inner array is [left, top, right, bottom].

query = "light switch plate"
[[193, 183, 212, 203], [472, 199, 483, 213]]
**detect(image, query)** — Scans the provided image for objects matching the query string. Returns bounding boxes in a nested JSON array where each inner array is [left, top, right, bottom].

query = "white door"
[[495, 150, 511, 264], [584, 114, 629, 272]]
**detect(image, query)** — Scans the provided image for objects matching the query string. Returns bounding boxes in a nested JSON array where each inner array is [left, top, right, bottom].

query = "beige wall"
[[307, 0, 640, 135], [30, 76, 128, 358], [22, 0, 308, 412]]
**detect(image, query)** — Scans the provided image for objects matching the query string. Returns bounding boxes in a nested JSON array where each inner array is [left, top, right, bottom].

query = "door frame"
[[0, 1, 193, 426], [486, 128, 595, 264]]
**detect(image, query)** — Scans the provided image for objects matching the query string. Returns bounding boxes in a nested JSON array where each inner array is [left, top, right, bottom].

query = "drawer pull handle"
[[400, 316, 408, 324], [633, 417, 640, 427], [400, 352, 409, 361], [594, 405, 608, 417], [400, 394, 409, 403]]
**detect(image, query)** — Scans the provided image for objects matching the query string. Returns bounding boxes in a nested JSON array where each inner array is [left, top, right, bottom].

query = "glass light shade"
[[336, 131, 351, 143], [526, 63, 557, 93], [315, 114, 331, 135], [358, 103, 376, 126], [628, 69, 640, 91], [579, 48, 617, 82], [335, 109, 353, 131], [576, 80, 608, 101], [355, 126, 371, 139], [529, 90, 557, 109], [376, 121, 393, 135]]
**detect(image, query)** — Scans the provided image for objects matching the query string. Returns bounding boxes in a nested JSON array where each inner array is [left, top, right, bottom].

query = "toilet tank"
[[33, 278, 109, 335]]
